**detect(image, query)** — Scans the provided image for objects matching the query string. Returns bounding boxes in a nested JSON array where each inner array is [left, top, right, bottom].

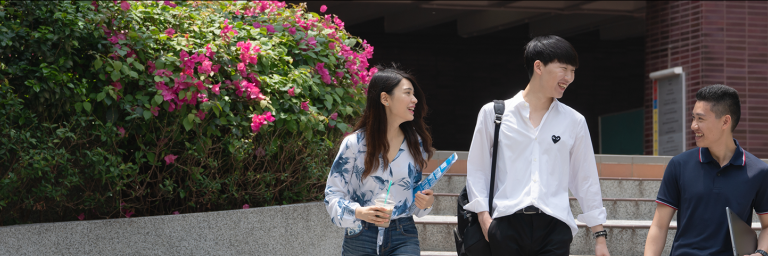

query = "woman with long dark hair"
[[325, 66, 435, 255]]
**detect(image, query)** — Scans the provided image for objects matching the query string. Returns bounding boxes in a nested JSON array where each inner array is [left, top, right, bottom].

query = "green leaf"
[[154, 76, 162, 82], [126, 58, 134, 64], [188, 113, 195, 123], [83, 102, 92, 112], [287, 119, 298, 132], [345, 106, 353, 115], [143, 110, 151, 120], [111, 70, 120, 81], [97, 92, 106, 102], [335, 88, 344, 96], [147, 152, 156, 164], [74, 102, 82, 112], [337, 123, 348, 132], [113, 61, 123, 71], [129, 71, 138, 78], [324, 98, 332, 109], [133, 62, 145, 71], [183, 117, 193, 131], [333, 94, 341, 104], [154, 95, 163, 105], [94, 59, 103, 69]]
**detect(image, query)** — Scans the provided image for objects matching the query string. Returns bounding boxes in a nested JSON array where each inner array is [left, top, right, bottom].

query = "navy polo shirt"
[[657, 139, 768, 255]]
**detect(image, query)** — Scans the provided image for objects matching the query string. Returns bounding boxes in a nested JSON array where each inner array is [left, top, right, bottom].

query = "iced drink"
[[374, 198, 395, 228]]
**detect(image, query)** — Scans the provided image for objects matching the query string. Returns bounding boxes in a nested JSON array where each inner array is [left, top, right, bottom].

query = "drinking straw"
[[385, 180, 393, 203]]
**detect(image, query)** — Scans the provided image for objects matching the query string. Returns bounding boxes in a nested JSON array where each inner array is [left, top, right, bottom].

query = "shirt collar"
[[511, 90, 560, 110], [699, 139, 746, 167]]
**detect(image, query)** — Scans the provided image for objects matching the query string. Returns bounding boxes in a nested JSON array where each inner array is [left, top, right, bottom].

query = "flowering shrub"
[[0, 1, 374, 225]]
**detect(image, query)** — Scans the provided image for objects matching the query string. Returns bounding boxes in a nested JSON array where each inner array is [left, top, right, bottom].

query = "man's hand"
[[591, 225, 610, 256], [478, 211, 492, 242], [414, 189, 435, 210], [595, 237, 610, 256]]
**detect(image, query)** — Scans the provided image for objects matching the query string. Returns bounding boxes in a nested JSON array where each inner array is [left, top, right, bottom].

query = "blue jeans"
[[342, 216, 420, 256]]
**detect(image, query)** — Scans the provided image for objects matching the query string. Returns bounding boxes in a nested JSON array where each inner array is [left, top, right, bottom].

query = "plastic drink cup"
[[373, 198, 395, 228]]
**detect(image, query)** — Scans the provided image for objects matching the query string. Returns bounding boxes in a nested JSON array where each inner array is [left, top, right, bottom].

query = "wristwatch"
[[593, 230, 608, 240], [756, 249, 768, 256]]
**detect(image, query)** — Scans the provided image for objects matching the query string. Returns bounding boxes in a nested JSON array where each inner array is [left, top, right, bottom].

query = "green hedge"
[[0, 1, 374, 225]]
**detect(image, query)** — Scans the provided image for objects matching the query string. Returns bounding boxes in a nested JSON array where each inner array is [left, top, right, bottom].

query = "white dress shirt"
[[463, 91, 606, 236]]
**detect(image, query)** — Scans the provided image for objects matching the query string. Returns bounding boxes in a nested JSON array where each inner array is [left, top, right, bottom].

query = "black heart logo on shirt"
[[552, 135, 561, 144]]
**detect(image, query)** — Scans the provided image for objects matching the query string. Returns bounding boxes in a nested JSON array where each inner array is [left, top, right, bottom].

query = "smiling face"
[[381, 78, 417, 125], [691, 101, 732, 148], [535, 60, 575, 99]]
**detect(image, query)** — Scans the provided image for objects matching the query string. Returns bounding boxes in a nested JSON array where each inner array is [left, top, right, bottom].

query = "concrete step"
[[425, 174, 661, 199], [421, 253, 591, 256], [429, 193, 762, 222], [414, 215, 762, 256], [414, 215, 674, 255]]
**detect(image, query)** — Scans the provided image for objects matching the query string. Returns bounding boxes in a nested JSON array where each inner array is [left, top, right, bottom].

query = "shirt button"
[[534, 158, 538, 162], [533, 178, 538, 183]]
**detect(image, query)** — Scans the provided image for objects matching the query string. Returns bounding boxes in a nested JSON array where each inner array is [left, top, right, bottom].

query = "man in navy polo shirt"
[[644, 84, 768, 256]]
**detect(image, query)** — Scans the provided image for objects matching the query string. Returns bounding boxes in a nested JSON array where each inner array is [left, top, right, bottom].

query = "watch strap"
[[593, 230, 608, 240], [756, 249, 768, 256]]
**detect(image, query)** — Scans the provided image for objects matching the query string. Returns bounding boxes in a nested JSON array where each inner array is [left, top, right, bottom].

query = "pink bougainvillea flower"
[[220, 19, 238, 39], [336, 71, 344, 78], [315, 62, 332, 84], [163, 1, 177, 8], [198, 60, 212, 75], [173, 211, 180, 215], [330, 112, 338, 120], [329, 42, 336, 50], [77, 213, 85, 220], [125, 211, 134, 218], [265, 24, 275, 33], [301, 101, 310, 112], [111, 81, 122, 90], [334, 16, 345, 29], [164, 154, 178, 165], [150, 106, 159, 116], [147, 60, 156, 74], [369, 67, 379, 77], [243, 204, 250, 209], [288, 27, 296, 35], [320, 5, 327, 13], [288, 87, 295, 96], [120, 1, 130, 11], [253, 22, 261, 29], [343, 132, 350, 137], [195, 111, 206, 120], [212, 64, 221, 73], [212, 83, 221, 95], [282, 23, 291, 28], [328, 123, 335, 128], [307, 37, 317, 48], [205, 44, 215, 58], [235, 9, 240, 16], [108, 36, 119, 44], [91, 1, 98, 11], [155, 69, 173, 77], [164, 28, 175, 37], [117, 126, 126, 137]]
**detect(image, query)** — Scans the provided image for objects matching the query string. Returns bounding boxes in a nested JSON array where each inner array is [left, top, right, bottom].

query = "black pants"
[[488, 212, 572, 256]]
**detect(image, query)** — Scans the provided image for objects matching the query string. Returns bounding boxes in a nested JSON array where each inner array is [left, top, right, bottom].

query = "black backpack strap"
[[488, 100, 504, 216]]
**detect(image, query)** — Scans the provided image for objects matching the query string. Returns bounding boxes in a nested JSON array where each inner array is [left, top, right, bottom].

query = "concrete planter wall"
[[0, 202, 343, 256]]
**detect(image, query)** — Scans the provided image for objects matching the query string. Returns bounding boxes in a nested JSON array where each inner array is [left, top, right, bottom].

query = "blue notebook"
[[413, 152, 458, 198]]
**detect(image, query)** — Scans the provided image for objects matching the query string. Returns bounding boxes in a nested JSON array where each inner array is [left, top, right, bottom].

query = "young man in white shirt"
[[464, 35, 610, 256]]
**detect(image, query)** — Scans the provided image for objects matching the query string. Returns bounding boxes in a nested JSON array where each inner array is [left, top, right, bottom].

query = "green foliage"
[[0, 1, 373, 225]]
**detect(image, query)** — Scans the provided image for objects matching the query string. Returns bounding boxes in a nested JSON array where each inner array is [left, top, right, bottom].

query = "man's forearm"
[[643, 225, 668, 256], [758, 227, 768, 251]]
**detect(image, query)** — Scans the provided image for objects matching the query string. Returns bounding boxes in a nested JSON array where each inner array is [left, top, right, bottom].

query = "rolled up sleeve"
[[568, 118, 606, 227]]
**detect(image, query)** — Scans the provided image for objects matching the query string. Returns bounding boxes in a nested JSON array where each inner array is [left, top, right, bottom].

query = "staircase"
[[416, 152, 766, 256]]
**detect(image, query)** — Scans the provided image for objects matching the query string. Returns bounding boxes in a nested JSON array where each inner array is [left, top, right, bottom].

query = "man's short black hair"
[[523, 35, 579, 79], [695, 84, 741, 132]]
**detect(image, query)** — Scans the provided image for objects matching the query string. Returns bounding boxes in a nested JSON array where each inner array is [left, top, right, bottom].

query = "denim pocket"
[[344, 226, 364, 239], [399, 223, 419, 238]]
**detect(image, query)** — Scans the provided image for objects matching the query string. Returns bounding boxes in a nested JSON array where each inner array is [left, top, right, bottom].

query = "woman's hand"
[[355, 206, 390, 224], [414, 189, 434, 210]]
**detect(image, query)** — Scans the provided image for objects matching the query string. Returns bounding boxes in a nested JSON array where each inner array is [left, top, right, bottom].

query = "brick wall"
[[645, 1, 768, 158]]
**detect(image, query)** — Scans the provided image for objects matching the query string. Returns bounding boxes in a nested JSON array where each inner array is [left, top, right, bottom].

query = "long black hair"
[[352, 66, 434, 179]]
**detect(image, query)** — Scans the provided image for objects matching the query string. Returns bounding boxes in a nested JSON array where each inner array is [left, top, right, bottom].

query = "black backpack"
[[454, 100, 504, 256]]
